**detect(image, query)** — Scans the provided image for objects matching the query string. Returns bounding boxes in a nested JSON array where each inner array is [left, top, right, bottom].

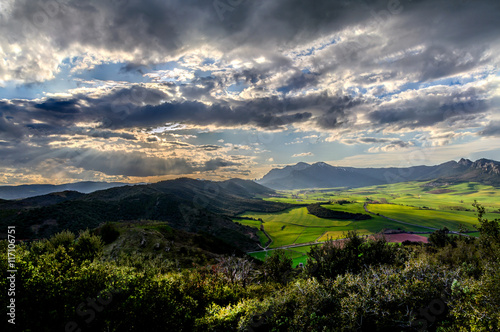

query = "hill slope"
[[0, 178, 288, 251]]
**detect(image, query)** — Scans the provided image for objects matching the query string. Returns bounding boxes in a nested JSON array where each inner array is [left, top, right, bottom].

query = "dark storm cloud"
[[0, 142, 240, 177], [119, 63, 148, 74], [2, 0, 499, 84], [278, 71, 320, 93], [233, 69, 269, 85], [34, 98, 81, 113], [179, 77, 218, 100], [112, 100, 311, 129], [0, 86, 171, 140], [199, 145, 222, 151], [0, 80, 493, 140], [70, 150, 193, 177], [8, 0, 183, 54], [315, 96, 362, 129], [202, 158, 240, 171], [2, 88, 354, 134], [0, 113, 24, 140], [23, 123, 137, 140], [86, 130, 137, 140], [367, 89, 489, 130], [1, 1, 498, 132], [394, 45, 490, 82], [107, 86, 169, 106], [343, 137, 408, 145], [478, 121, 500, 137]]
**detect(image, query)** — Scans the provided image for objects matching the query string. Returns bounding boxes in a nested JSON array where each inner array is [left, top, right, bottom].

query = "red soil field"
[[373, 233, 429, 243]]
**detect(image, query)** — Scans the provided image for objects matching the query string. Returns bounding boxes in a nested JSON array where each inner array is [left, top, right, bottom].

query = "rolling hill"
[[0, 178, 289, 251]]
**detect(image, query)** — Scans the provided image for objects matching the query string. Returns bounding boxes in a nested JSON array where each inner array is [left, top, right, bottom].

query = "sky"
[[0, 0, 499, 185]]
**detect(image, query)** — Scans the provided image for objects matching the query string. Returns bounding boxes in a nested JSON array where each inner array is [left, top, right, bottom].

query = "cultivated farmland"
[[240, 180, 499, 264]]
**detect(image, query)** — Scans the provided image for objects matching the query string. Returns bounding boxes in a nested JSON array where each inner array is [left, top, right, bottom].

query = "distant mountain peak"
[[458, 158, 473, 167], [471, 158, 500, 175], [293, 162, 311, 168], [313, 161, 329, 167]]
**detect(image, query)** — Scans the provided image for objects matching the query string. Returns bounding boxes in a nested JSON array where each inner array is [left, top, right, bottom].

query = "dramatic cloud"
[[0, 0, 499, 184], [478, 121, 500, 137]]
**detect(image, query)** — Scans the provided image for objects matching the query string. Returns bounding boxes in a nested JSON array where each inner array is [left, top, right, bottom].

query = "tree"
[[262, 250, 293, 284], [97, 222, 120, 244], [306, 230, 400, 280], [429, 227, 455, 248], [73, 229, 104, 262], [473, 200, 500, 250], [215, 255, 254, 287]]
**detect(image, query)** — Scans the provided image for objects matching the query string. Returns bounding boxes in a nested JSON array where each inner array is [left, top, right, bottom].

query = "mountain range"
[[0, 181, 136, 200], [256, 158, 500, 190]]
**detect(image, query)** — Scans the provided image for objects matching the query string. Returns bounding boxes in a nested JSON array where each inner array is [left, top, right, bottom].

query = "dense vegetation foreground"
[[2, 202, 499, 331]]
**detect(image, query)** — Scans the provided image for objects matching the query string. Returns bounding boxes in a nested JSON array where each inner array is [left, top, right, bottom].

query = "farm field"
[[239, 205, 433, 249], [243, 180, 499, 264], [264, 181, 500, 211], [367, 204, 479, 231]]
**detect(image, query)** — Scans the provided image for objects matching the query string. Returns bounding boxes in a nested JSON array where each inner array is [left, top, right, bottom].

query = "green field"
[[265, 182, 500, 211], [367, 204, 479, 231], [239, 207, 367, 248], [239, 203, 437, 248], [240, 181, 498, 264], [248, 244, 321, 267]]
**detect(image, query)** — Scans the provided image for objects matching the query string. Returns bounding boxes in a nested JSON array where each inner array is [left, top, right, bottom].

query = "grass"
[[233, 218, 262, 228], [240, 180, 498, 265], [239, 207, 357, 248], [317, 229, 372, 242], [248, 246, 314, 268], [367, 204, 479, 232], [239, 200, 455, 248], [256, 230, 269, 246]]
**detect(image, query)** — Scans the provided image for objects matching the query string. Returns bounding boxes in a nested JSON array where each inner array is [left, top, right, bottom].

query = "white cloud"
[[292, 152, 314, 158]]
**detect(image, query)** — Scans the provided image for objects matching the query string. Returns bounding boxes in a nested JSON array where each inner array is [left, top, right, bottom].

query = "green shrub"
[[73, 229, 104, 262], [48, 230, 75, 251], [306, 231, 403, 280], [97, 222, 120, 244], [429, 227, 457, 248], [473, 200, 500, 251], [261, 250, 293, 284]]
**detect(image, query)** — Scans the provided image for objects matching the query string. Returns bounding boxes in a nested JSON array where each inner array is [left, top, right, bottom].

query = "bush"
[[73, 230, 104, 262], [97, 222, 120, 244], [306, 231, 402, 280], [48, 230, 75, 251], [473, 200, 500, 250], [261, 250, 293, 284], [429, 227, 457, 248]]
